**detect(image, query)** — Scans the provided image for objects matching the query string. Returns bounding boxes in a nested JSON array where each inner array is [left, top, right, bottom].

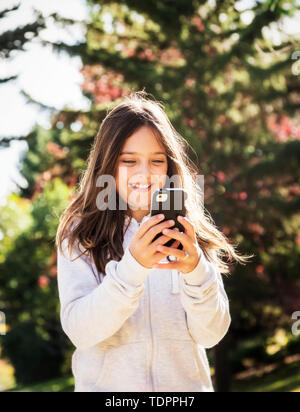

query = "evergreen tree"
[[1, 0, 299, 388], [0, 3, 45, 83]]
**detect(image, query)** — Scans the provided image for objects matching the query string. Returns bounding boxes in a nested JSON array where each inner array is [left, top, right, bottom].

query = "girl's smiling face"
[[116, 126, 168, 219]]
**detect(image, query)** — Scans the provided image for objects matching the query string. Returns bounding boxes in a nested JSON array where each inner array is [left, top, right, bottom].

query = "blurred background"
[[0, 0, 299, 392]]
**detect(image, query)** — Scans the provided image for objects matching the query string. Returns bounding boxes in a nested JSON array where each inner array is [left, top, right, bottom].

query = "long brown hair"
[[56, 90, 253, 275]]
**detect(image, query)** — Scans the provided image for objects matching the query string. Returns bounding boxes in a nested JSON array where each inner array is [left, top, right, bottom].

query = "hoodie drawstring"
[[171, 270, 180, 295]]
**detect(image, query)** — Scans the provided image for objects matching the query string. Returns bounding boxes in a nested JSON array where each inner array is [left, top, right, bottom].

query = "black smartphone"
[[150, 188, 188, 262]]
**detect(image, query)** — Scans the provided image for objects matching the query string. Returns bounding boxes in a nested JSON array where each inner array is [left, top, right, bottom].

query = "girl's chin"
[[127, 192, 152, 208]]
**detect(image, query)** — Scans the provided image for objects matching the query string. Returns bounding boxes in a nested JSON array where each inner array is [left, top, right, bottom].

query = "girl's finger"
[[151, 234, 176, 248], [177, 215, 196, 240], [156, 244, 187, 260], [171, 239, 181, 248], [135, 214, 165, 240], [148, 227, 180, 251], [152, 236, 181, 266], [161, 228, 192, 253], [142, 219, 177, 246]]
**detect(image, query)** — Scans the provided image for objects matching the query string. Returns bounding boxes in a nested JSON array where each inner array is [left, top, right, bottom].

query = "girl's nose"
[[135, 167, 151, 179]]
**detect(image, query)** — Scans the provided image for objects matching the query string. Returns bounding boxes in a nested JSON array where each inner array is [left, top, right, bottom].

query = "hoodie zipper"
[[147, 274, 155, 391], [136, 218, 155, 391], [171, 270, 180, 294]]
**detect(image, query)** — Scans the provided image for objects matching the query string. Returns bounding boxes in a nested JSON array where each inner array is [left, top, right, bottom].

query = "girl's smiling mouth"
[[129, 183, 153, 192]]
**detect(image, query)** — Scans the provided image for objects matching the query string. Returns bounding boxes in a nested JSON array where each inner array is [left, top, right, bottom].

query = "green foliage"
[[6, 375, 75, 392], [0, 3, 45, 79], [0, 179, 73, 385], [1, 0, 299, 388], [73, 0, 300, 351], [231, 359, 300, 392], [1, 322, 63, 385]]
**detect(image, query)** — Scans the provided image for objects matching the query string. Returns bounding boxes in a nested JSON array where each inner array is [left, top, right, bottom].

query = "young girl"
[[56, 91, 251, 392]]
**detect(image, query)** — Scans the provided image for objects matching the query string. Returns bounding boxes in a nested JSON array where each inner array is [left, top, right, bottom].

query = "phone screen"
[[150, 188, 187, 260]]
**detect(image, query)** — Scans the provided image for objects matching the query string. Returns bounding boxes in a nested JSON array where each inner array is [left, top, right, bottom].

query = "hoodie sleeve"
[[179, 247, 231, 349], [57, 238, 152, 350]]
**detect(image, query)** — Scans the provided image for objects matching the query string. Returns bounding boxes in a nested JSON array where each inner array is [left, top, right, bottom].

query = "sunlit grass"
[[3, 359, 300, 392], [6, 376, 74, 392], [231, 360, 300, 392], [0, 359, 16, 391]]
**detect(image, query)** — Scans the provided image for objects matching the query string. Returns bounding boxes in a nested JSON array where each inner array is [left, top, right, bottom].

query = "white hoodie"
[[57, 212, 231, 392]]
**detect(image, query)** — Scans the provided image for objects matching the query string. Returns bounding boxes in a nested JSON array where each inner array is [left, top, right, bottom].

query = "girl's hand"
[[129, 214, 181, 269], [153, 215, 202, 274]]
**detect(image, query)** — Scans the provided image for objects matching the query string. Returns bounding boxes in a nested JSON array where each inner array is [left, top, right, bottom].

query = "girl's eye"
[[121, 160, 165, 164]]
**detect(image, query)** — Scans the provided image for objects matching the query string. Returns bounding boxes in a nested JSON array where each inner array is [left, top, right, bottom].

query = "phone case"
[[150, 188, 188, 262]]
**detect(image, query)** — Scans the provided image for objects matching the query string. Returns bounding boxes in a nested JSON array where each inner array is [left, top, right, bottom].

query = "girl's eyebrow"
[[120, 151, 166, 155]]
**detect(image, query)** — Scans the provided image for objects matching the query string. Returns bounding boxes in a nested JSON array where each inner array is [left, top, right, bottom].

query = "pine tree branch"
[[47, 12, 85, 26], [0, 135, 30, 148], [0, 21, 45, 58], [39, 40, 87, 58], [244, 59, 293, 78], [225, 140, 300, 187], [91, 0, 196, 32], [0, 4, 20, 19], [279, 195, 300, 215], [41, 39, 163, 84], [20, 90, 60, 113], [254, 193, 300, 216], [0, 76, 17, 84]]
